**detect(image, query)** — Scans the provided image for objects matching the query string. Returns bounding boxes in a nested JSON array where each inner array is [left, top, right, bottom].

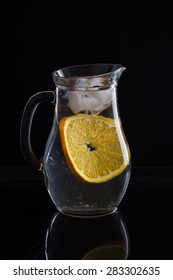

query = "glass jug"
[[20, 64, 131, 217]]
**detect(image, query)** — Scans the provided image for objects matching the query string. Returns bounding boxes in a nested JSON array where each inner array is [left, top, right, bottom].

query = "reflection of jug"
[[20, 64, 131, 217], [45, 211, 129, 260]]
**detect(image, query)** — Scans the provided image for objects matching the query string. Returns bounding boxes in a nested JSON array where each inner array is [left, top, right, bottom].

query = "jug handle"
[[20, 91, 55, 170]]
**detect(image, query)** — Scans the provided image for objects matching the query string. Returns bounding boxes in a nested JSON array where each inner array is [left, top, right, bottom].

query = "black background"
[[1, 1, 173, 168], [1, 2, 173, 262]]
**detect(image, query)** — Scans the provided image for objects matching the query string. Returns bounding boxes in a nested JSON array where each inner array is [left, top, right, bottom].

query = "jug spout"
[[112, 65, 126, 85]]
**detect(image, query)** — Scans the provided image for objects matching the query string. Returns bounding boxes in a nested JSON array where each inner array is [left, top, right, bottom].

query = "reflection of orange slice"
[[60, 114, 129, 183], [82, 243, 125, 260]]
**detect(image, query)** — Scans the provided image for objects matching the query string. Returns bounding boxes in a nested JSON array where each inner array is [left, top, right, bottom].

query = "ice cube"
[[68, 87, 114, 114]]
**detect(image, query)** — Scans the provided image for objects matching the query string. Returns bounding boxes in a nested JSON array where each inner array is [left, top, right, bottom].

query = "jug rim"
[[52, 63, 126, 88], [52, 63, 125, 78]]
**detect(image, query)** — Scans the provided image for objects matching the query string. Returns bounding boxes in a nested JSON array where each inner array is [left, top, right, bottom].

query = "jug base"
[[57, 207, 117, 218]]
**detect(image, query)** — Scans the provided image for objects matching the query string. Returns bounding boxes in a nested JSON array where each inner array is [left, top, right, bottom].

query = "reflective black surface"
[[1, 167, 173, 260], [45, 211, 129, 260]]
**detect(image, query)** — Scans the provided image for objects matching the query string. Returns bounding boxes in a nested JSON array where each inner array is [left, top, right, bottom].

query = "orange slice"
[[59, 114, 129, 183]]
